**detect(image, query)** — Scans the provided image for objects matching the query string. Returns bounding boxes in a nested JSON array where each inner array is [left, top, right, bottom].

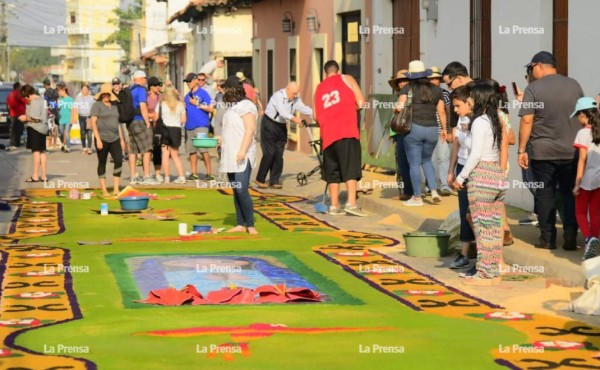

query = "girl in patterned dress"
[[452, 84, 507, 286]]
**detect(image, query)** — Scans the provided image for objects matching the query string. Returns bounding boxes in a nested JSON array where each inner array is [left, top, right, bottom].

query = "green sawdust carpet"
[[5, 189, 536, 369]]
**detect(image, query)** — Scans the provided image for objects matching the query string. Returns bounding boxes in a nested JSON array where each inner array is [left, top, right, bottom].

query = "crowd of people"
[[388, 52, 600, 285], [4, 50, 600, 267]]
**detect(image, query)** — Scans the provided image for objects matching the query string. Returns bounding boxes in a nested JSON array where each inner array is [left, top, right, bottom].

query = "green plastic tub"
[[192, 138, 218, 148], [403, 231, 450, 257]]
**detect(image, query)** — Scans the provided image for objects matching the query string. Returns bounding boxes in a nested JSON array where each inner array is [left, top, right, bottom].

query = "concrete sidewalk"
[[0, 140, 588, 287]]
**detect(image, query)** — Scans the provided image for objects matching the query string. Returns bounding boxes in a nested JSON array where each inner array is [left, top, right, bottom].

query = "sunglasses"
[[150, 83, 163, 87], [198, 78, 206, 82], [446, 76, 459, 89]]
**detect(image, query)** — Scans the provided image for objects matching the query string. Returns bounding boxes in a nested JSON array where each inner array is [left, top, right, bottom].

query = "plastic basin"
[[403, 231, 450, 257], [119, 196, 150, 211], [193, 224, 212, 232], [192, 138, 218, 148]]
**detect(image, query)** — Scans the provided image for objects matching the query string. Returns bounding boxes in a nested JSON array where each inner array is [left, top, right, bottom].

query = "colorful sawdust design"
[[236, 190, 600, 369], [139, 323, 393, 360], [0, 197, 93, 369]]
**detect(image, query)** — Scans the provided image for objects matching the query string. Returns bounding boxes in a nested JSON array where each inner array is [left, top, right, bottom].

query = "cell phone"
[[511, 82, 519, 97]]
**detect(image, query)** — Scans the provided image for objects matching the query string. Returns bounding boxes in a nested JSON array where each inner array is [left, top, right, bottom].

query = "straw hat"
[[94, 83, 119, 101], [388, 69, 409, 89], [405, 60, 432, 79], [429, 66, 443, 78]]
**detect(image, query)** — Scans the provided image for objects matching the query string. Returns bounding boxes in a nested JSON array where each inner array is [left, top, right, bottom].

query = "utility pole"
[[0, 0, 7, 81]]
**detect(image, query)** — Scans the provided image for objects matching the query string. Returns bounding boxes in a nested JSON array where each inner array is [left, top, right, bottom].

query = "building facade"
[[51, 0, 123, 86]]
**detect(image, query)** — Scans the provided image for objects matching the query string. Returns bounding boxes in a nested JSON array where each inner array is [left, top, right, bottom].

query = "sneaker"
[[163, 177, 171, 184], [344, 204, 367, 217], [205, 174, 215, 181], [431, 190, 441, 203], [519, 213, 539, 226], [459, 266, 477, 278], [155, 174, 164, 183], [583, 238, 600, 260], [174, 176, 186, 184], [6, 146, 16, 151], [186, 174, 199, 181], [438, 188, 452, 196], [143, 177, 161, 185], [87, 148, 92, 155], [129, 176, 142, 185], [450, 254, 470, 269], [402, 196, 423, 207], [328, 206, 345, 216]]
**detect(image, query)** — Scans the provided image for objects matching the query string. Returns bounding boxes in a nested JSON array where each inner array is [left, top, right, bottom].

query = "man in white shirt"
[[255, 82, 313, 189]]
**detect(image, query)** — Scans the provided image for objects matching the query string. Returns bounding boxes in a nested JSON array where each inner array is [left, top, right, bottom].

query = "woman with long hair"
[[89, 83, 125, 197], [394, 61, 447, 206], [572, 97, 600, 260], [19, 84, 49, 182], [453, 83, 506, 286], [159, 86, 186, 184], [219, 76, 258, 235]]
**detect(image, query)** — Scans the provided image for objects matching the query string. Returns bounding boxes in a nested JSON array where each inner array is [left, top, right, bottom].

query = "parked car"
[[0, 83, 13, 139]]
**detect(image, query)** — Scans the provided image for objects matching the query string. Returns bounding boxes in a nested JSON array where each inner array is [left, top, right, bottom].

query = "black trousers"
[[9, 116, 24, 147], [96, 139, 123, 178], [531, 157, 578, 244], [256, 116, 287, 185]]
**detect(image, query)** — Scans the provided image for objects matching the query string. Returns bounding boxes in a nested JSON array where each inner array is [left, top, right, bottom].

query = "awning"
[[167, 0, 253, 24]]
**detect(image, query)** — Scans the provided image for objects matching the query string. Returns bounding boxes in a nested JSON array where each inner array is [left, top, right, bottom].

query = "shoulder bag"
[[390, 88, 413, 135]]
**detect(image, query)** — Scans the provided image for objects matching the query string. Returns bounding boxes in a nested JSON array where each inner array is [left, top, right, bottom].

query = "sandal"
[[25, 177, 39, 183]]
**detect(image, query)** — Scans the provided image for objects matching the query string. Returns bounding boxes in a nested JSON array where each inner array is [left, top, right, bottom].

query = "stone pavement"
[[0, 140, 597, 326]]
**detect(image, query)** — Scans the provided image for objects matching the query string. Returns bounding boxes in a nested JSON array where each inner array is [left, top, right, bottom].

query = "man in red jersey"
[[314, 60, 367, 216], [6, 82, 27, 150]]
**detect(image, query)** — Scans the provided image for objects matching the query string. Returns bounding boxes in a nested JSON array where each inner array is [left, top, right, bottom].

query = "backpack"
[[44, 88, 60, 122], [116, 86, 137, 124]]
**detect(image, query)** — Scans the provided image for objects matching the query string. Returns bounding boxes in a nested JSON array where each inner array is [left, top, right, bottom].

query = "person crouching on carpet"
[[219, 76, 259, 235], [90, 83, 125, 197], [452, 83, 507, 286]]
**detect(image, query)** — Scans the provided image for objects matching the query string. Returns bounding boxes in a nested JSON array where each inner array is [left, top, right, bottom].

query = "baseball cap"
[[148, 76, 162, 86], [235, 71, 246, 81], [570, 97, 598, 118], [221, 75, 243, 89], [133, 70, 147, 79], [183, 73, 198, 83], [111, 77, 121, 85], [525, 51, 556, 68]]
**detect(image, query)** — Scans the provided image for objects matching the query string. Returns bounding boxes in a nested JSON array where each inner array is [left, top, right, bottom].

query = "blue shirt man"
[[184, 73, 212, 129]]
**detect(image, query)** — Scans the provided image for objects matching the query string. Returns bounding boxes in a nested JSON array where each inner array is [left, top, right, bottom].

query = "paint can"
[[100, 203, 108, 216], [178, 223, 188, 235]]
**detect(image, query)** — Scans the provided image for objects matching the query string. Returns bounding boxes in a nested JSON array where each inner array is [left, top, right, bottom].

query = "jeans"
[[531, 157, 578, 244], [228, 161, 255, 227], [394, 135, 413, 196], [79, 116, 93, 149], [9, 116, 24, 147], [256, 116, 287, 185], [404, 123, 438, 197], [58, 123, 71, 148], [434, 138, 450, 189], [457, 164, 475, 242]]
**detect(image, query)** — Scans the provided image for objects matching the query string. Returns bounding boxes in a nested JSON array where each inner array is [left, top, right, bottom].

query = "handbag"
[[390, 87, 413, 135], [153, 103, 168, 145]]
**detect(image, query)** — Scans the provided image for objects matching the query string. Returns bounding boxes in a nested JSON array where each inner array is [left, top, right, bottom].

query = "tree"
[[97, 0, 142, 64], [9, 47, 58, 83]]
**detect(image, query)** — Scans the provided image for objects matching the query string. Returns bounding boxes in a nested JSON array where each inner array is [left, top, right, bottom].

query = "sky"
[[5, 0, 67, 48]]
